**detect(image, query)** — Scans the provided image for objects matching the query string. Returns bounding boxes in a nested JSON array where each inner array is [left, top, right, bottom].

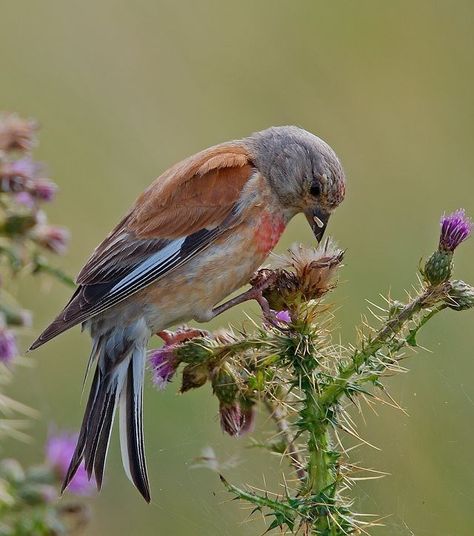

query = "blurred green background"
[[1, 1, 474, 534]]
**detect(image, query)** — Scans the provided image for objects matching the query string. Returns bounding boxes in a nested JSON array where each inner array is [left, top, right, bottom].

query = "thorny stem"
[[219, 474, 296, 520], [319, 285, 448, 411], [295, 285, 449, 533], [198, 254, 466, 534], [264, 394, 306, 482], [300, 374, 337, 534]]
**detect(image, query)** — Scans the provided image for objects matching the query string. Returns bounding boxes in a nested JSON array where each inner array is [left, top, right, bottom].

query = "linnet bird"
[[30, 126, 345, 502]]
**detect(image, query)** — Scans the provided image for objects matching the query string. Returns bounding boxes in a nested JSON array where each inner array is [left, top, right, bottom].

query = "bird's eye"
[[310, 181, 321, 197]]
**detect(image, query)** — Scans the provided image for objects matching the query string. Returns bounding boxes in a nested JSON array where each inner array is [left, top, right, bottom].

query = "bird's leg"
[[209, 271, 278, 321]]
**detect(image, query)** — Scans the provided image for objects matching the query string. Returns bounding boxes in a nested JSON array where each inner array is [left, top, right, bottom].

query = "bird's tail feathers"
[[119, 347, 150, 500], [61, 321, 151, 502]]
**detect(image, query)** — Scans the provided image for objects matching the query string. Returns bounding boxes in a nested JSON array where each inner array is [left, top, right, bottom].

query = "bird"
[[30, 125, 346, 502]]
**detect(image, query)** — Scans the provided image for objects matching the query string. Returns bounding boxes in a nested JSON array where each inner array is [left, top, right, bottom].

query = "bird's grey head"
[[246, 125, 345, 241]]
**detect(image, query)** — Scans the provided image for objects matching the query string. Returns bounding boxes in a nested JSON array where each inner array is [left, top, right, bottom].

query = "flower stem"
[[219, 474, 296, 520], [301, 377, 337, 533], [319, 286, 447, 411]]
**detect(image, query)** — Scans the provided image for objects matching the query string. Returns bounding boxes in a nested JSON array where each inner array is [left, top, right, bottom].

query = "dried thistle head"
[[253, 239, 344, 311], [284, 240, 344, 297], [0, 114, 37, 153]]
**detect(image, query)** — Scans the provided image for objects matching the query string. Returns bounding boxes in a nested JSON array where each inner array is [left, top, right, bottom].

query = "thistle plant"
[[0, 113, 91, 535], [150, 210, 473, 534]]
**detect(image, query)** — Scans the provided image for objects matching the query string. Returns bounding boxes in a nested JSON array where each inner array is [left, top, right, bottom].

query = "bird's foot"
[[210, 271, 278, 320], [157, 327, 210, 345]]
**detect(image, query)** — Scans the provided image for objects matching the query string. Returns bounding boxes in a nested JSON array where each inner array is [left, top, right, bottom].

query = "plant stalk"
[[319, 286, 447, 411]]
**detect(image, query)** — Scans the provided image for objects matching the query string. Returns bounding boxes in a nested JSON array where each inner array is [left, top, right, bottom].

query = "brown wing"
[[77, 141, 252, 284], [128, 142, 252, 239], [30, 142, 256, 350]]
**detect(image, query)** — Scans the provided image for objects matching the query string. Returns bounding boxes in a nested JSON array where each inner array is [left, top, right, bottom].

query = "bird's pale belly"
[[127, 210, 286, 331]]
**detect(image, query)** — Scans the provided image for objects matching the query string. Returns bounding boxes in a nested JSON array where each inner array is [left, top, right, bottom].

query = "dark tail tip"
[[138, 484, 152, 503]]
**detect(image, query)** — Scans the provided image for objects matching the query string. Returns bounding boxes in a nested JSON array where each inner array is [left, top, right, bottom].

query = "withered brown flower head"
[[284, 241, 344, 295], [0, 113, 38, 153], [252, 239, 344, 311]]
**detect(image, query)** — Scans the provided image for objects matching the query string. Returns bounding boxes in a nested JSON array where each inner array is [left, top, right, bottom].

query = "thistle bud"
[[423, 210, 472, 286], [446, 280, 474, 311], [212, 366, 250, 437], [212, 365, 239, 405], [0, 213, 37, 236], [174, 338, 211, 364], [423, 249, 453, 286], [219, 402, 243, 437], [180, 363, 209, 392]]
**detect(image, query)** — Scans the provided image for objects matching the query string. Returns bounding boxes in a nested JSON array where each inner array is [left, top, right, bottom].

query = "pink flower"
[[440, 209, 472, 251], [46, 431, 94, 496], [33, 225, 70, 254], [31, 178, 57, 202], [0, 329, 17, 364], [5, 158, 39, 179], [149, 346, 179, 389], [275, 310, 291, 323], [15, 191, 35, 208]]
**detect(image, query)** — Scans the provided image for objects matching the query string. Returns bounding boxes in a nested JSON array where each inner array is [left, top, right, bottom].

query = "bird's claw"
[[157, 327, 210, 345]]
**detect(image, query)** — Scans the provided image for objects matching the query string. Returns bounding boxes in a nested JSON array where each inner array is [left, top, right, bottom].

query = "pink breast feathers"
[[254, 211, 286, 255]]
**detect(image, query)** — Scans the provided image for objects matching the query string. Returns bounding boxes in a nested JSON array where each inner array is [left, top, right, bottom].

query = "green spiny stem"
[[219, 475, 296, 521], [319, 285, 448, 411], [297, 369, 340, 535], [297, 287, 448, 533], [352, 304, 448, 384]]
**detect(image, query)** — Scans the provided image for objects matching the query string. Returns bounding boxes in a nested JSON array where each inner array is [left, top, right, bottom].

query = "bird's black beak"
[[305, 208, 330, 243]]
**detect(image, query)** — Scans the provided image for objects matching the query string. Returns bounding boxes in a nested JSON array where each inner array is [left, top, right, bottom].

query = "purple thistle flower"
[[31, 178, 57, 202], [275, 310, 291, 323], [46, 432, 95, 496], [440, 209, 472, 252], [34, 225, 70, 255], [1, 157, 39, 182], [219, 402, 243, 437], [149, 345, 179, 389], [0, 329, 18, 364], [15, 191, 35, 208]]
